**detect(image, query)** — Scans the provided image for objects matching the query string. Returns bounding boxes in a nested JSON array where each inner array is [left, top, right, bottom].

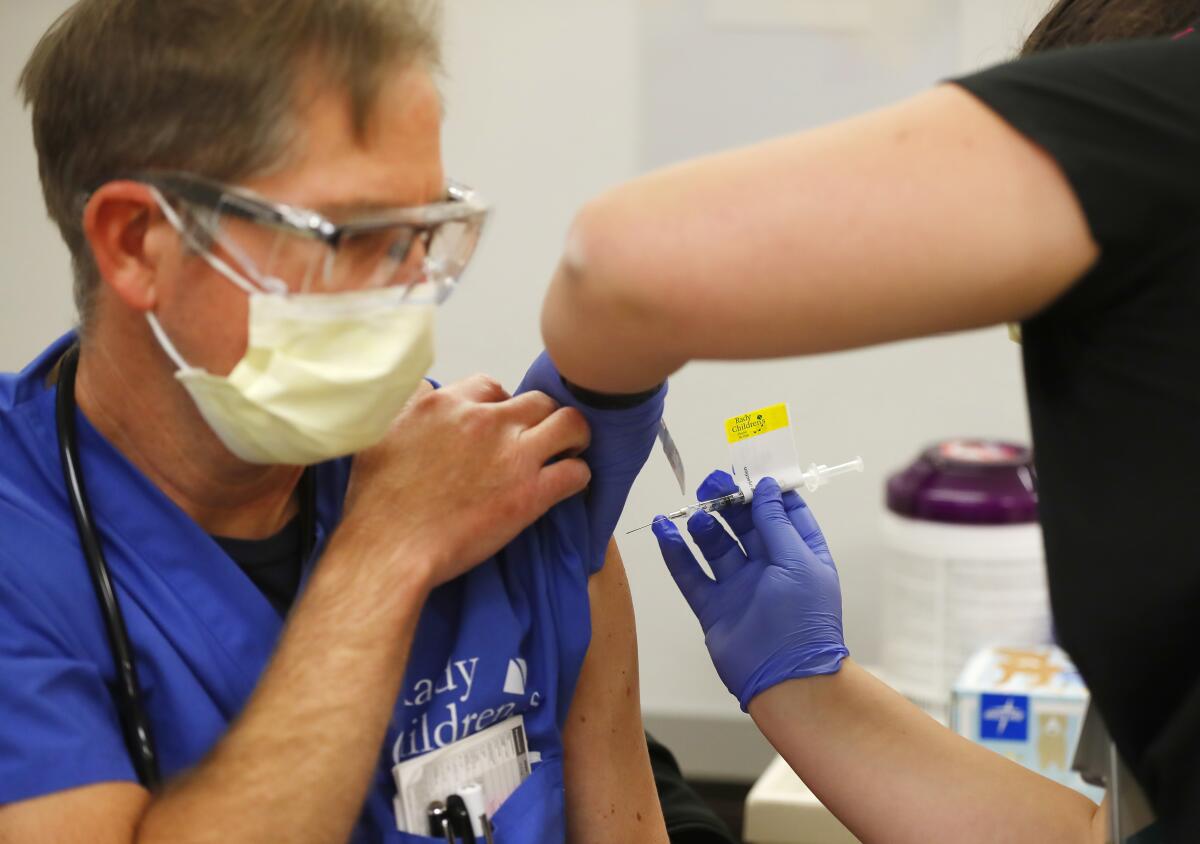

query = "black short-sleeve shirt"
[[955, 38, 1200, 839]]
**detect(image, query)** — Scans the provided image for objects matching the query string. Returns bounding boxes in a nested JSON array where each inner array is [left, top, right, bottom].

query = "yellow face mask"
[[148, 288, 434, 465], [143, 182, 451, 466]]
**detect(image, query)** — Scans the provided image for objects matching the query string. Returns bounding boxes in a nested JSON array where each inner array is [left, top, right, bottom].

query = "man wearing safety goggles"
[[0, 2, 677, 843], [138, 172, 490, 466]]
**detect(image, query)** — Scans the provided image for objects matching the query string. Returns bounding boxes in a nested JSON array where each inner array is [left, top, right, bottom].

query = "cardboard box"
[[952, 646, 1103, 803]]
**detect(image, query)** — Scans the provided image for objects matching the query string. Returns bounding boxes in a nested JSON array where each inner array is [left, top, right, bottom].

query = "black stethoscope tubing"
[[54, 344, 316, 790], [55, 345, 160, 788]]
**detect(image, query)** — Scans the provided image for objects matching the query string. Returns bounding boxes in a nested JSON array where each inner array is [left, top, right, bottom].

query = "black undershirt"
[[214, 518, 304, 617]]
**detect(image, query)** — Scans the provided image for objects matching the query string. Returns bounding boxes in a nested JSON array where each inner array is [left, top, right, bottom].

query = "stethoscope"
[[54, 344, 316, 789]]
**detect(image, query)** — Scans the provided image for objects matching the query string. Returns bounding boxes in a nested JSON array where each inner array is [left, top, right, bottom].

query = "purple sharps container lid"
[[886, 439, 1038, 525]]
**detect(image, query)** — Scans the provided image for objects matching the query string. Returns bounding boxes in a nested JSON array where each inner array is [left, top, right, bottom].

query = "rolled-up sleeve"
[[516, 351, 665, 572]]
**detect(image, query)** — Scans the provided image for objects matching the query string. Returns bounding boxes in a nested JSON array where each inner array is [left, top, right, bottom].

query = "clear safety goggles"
[[140, 171, 490, 302]]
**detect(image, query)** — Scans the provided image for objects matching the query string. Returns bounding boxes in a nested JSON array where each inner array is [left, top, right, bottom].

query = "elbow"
[[542, 200, 639, 373], [554, 197, 637, 319], [542, 194, 686, 392]]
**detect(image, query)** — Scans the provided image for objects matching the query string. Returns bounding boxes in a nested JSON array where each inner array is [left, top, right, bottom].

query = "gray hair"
[[19, 0, 442, 325]]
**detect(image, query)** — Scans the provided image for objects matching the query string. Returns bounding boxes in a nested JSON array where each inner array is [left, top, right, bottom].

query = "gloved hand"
[[653, 470, 848, 711]]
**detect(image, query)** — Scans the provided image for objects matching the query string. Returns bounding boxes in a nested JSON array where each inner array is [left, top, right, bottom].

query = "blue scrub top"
[[0, 334, 665, 843]]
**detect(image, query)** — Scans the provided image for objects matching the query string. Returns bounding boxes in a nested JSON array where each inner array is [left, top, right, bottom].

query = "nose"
[[393, 230, 431, 288]]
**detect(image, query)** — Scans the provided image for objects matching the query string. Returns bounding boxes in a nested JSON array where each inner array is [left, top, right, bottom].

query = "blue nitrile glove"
[[652, 470, 848, 711]]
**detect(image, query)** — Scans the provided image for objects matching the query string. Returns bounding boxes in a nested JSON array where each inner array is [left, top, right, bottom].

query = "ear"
[[83, 181, 171, 313]]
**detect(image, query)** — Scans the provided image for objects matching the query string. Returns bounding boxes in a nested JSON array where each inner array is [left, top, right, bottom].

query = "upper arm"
[[0, 783, 148, 844], [546, 83, 1096, 391], [561, 541, 668, 844], [548, 38, 1200, 391], [1090, 797, 1109, 844]]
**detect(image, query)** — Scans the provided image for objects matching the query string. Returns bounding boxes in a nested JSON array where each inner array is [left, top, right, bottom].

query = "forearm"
[[137, 527, 433, 844], [749, 661, 1104, 844], [542, 85, 1096, 393]]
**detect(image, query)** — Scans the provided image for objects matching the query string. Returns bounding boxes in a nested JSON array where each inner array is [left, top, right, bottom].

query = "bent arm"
[[562, 541, 669, 844], [134, 529, 431, 844], [750, 661, 1107, 844], [0, 527, 433, 844], [542, 84, 1098, 392], [0, 378, 594, 844]]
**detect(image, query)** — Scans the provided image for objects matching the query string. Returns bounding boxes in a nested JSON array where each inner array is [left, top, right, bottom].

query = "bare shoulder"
[[562, 541, 669, 844], [570, 540, 637, 725], [584, 541, 639, 674], [588, 540, 632, 615]]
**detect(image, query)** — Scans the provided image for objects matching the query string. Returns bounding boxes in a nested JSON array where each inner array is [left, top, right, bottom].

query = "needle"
[[626, 521, 660, 534], [624, 497, 738, 535]]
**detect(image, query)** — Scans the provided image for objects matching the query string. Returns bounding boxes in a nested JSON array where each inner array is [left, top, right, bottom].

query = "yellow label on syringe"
[[724, 403, 790, 443]]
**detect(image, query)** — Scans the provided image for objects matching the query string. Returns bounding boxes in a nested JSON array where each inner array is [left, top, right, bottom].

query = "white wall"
[[0, 0, 1051, 777], [0, 1, 77, 356], [625, 0, 1046, 725], [960, 0, 1057, 69]]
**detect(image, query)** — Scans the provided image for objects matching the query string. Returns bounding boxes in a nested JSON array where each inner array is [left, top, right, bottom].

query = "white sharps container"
[[881, 439, 1052, 723]]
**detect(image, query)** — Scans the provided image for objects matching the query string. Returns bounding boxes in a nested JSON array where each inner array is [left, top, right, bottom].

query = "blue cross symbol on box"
[[980, 693, 1029, 741]]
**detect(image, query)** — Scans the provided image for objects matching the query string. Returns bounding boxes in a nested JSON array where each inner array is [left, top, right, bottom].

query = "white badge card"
[[724, 403, 800, 492], [392, 714, 531, 833]]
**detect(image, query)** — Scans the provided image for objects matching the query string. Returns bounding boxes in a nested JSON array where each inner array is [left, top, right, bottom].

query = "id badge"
[[391, 714, 532, 834]]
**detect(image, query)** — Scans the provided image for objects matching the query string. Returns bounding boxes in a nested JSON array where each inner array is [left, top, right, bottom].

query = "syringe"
[[626, 457, 864, 534]]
